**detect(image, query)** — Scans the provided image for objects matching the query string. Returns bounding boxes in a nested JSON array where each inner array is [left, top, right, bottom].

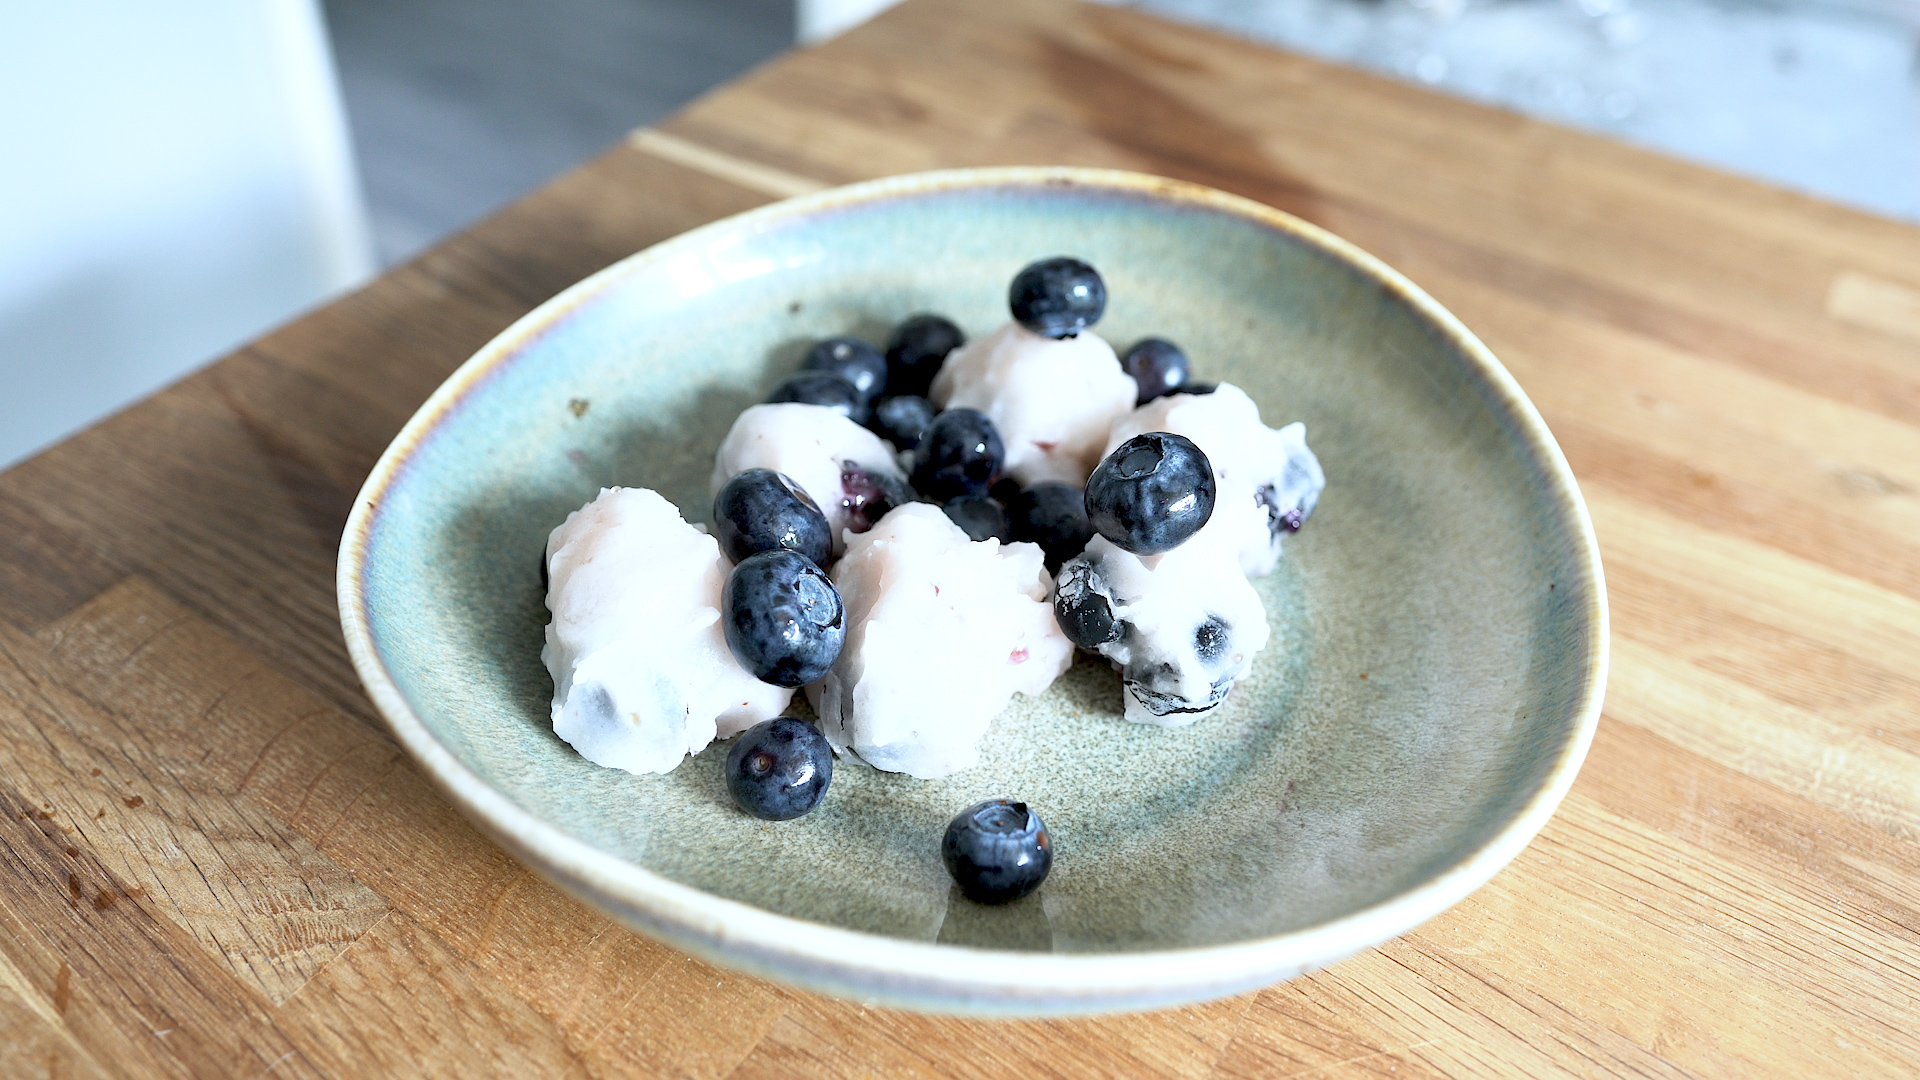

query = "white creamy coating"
[[930, 321, 1137, 487], [807, 503, 1073, 778], [543, 487, 791, 774], [710, 403, 908, 554], [1060, 517, 1270, 727], [1106, 382, 1325, 576]]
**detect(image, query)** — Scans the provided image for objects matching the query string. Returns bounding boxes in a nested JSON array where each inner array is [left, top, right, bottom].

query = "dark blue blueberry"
[[1181, 382, 1218, 396], [712, 468, 832, 568], [803, 337, 887, 404], [539, 549, 549, 592], [725, 717, 833, 820], [1008, 482, 1093, 572], [768, 371, 867, 425], [1052, 557, 1120, 648], [1194, 615, 1230, 665], [942, 495, 1012, 543], [942, 799, 1052, 904], [1084, 432, 1216, 555], [868, 394, 936, 451], [722, 549, 845, 687], [910, 408, 1004, 501], [1008, 257, 1106, 339], [839, 464, 915, 534], [1121, 338, 1191, 405], [885, 314, 965, 398]]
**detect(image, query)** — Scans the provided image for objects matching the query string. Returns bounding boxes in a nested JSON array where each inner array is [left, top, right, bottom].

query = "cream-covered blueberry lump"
[[1105, 382, 1324, 576], [1053, 518, 1270, 726], [543, 487, 792, 774], [929, 321, 1136, 488], [807, 503, 1072, 778], [711, 403, 912, 555]]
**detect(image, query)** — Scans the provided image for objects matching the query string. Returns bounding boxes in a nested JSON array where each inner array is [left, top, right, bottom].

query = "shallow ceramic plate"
[[338, 167, 1606, 1016]]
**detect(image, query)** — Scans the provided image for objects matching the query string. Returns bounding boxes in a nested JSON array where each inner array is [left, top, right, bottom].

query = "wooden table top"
[[4, 0, 1918, 1075]]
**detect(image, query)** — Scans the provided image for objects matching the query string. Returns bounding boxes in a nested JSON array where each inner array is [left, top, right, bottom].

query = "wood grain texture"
[[0, 0, 1915, 1075]]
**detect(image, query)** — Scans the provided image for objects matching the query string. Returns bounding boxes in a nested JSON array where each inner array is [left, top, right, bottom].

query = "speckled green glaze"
[[340, 168, 1606, 1016]]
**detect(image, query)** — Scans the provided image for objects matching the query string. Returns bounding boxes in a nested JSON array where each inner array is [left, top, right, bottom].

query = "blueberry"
[[1053, 557, 1120, 648], [910, 408, 1003, 501], [725, 717, 833, 820], [840, 464, 915, 534], [1181, 382, 1217, 396], [1121, 338, 1191, 405], [1084, 433, 1216, 555], [712, 468, 832, 568], [803, 337, 887, 404], [868, 394, 936, 450], [942, 495, 1012, 543], [1008, 482, 1093, 571], [885, 314, 965, 398], [722, 549, 845, 687], [768, 371, 866, 425], [1008, 257, 1106, 339], [943, 799, 1052, 904]]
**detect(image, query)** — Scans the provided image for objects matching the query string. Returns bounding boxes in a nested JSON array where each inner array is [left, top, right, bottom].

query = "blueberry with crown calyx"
[[803, 337, 887, 404], [1009, 257, 1105, 338], [723, 549, 845, 686], [943, 799, 1052, 904], [726, 718, 833, 820], [1085, 432, 1215, 555], [712, 468, 832, 567]]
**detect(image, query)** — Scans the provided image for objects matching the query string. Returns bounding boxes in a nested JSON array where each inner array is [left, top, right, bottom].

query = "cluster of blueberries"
[[711, 257, 1220, 904]]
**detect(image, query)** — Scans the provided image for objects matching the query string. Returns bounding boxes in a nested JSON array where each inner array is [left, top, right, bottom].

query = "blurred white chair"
[[0, 0, 374, 469]]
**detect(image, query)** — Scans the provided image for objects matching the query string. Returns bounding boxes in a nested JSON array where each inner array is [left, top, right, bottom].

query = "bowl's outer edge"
[[336, 166, 1609, 1017]]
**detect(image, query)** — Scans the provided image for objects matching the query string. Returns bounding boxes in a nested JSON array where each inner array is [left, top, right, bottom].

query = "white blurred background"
[[1, 0, 1914, 469]]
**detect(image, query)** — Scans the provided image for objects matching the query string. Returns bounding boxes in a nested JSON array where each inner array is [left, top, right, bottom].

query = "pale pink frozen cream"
[[542, 487, 791, 773], [807, 503, 1073, 778], [930, 321, 1137, 487], [1104, 382, 1325, 577], [710, 403, 909, 555]]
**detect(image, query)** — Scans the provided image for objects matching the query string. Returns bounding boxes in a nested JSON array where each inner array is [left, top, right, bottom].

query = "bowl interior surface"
[[359, 176, 1597, 956]]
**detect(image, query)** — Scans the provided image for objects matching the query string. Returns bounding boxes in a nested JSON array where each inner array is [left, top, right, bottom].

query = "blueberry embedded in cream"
[[711, 403, 914, 555], [807, 503, 1073, 778], [542, 487, 792, 774], [929, 321, 1136, 488], [1105, 382, 1324, 576], [1054, 520, 1269, 726]]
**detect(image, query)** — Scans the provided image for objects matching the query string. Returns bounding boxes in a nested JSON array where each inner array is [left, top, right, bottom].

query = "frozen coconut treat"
[[711, 403, 912, 554], [808, 503, 1072, 778], [1053, 521, 1271, 726], [543, 487, 792, 774], [930, 321, 1136, 488], [1106, 382, 1325, 576]]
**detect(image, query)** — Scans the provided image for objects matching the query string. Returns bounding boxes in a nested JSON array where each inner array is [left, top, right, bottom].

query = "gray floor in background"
[[322, 0, 794, 265]]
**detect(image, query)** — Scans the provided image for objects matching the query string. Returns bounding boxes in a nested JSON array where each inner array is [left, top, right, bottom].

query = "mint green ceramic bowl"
[[338, 167, 1606, 1016]]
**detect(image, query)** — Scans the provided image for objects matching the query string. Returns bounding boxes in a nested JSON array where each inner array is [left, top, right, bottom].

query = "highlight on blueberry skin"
[[712, 468, 832, 568], [1085, 432, 1216, 555], [942, 798, 1053, 904], [1008, 257, 1106, 339], [768, 370, 867, 425], [725, 717, 833, 820], [722, 549, 846, 687], [803, 336, 888, 404], [910, 407, 1005, 501], [1121, 338, 1191, 405], [868, 393, 936, 451]]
